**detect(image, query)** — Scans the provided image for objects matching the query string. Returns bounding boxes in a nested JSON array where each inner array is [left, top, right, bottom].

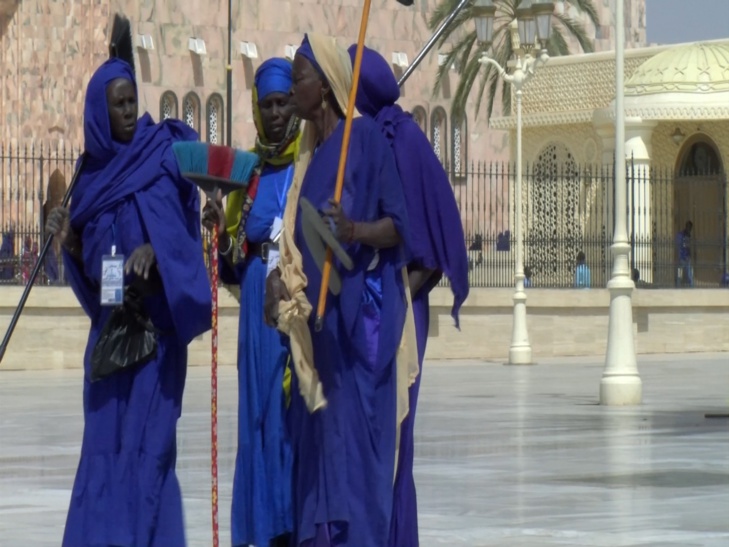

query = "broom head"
[[172, 142, 259, 196], [109, 13, 135, 74]]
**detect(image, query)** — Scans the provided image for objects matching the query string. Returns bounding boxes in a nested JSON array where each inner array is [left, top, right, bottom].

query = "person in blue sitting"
[[524, 266, 533, 288], [574, 251, 591, 288]]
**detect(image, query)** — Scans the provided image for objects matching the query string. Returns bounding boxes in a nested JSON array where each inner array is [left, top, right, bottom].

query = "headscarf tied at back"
[[348, 44, 469, 329], [225, 58, 302, 241]]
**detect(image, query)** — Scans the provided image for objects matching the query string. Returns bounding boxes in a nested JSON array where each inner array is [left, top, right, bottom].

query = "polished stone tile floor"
[[1, 353, 728, 546]]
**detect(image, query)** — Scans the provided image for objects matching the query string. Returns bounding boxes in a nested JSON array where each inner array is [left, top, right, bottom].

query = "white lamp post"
[[474, 0, 551, 365], [600, 0, 642, 404]]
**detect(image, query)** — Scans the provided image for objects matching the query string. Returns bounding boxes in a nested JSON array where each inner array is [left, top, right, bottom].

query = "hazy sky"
[[646, 0, 729, 45]]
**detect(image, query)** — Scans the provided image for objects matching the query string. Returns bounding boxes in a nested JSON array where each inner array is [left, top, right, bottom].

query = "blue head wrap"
[[72, 57, 198, 228], [296, 34, 327, 82], [254, 57, 293, 101], [347, 45, 400, 118], [83, 58, 137, 164]]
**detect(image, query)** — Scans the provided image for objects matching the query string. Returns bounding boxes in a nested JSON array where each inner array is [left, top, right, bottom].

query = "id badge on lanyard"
[[265, 173, 290, 277], [101, 227, 124, 306], [267, 216, 283, 277]]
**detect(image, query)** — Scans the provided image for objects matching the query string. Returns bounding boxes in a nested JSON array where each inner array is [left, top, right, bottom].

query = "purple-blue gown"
[[290, 117, 410, 547], [219, 163, 294, 546], [61, 59, 211, 547], [349, 45, 470, 547]]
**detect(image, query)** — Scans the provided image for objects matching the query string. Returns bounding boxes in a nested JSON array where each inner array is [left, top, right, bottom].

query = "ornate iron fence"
[[449, 157, 727, 289], [0, 142, 78, 285], [2, 142, 727, 289]]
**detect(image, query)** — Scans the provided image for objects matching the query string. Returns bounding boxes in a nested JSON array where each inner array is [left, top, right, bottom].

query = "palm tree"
[[430, 0, 600, 124]]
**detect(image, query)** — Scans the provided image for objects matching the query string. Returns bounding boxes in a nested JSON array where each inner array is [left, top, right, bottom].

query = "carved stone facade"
[[505, 41, 729, 168], [526, 142, 582, 280], [492, 50, 654, 129], [2, 0, 651, 269], [2, 0, 645, 160], [0, 0, 471, 152], [499, 39, 729, 287]]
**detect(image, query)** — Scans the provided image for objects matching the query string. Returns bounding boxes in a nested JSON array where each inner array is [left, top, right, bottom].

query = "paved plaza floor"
[[1, 353, 728, 546]]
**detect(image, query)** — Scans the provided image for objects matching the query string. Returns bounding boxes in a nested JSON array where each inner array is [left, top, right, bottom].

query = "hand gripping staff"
[[313, 0, 468, 330], [0, 13, 134, 364]]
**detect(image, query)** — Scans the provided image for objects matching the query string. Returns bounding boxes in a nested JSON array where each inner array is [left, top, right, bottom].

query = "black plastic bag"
[[90, 291, 158, 382]]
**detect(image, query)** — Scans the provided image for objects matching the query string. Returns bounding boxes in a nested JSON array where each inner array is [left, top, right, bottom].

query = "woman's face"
[[290, 55, 326, 121], [106, 78, 138, 143], [258, 92, 295, 143]]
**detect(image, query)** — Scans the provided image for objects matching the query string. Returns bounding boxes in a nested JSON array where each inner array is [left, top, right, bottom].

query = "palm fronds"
[[428, 0, 600, 123]]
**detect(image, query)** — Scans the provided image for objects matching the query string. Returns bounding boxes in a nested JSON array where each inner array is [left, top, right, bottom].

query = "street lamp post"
[[474, 0, 552, 365], [600, 0, 642, 405]]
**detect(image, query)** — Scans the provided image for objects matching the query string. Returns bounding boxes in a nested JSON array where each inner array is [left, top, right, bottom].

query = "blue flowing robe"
[[220, 163, 294, 546], [348, 45, 470, 547], [290, 118, 410, 547], [61, 59, 211, 547], [386, 118, 469, 547]]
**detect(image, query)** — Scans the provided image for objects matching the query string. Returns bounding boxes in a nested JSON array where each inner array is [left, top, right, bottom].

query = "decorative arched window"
[[430, 107, 447, 165], [160, 91, 178, 120], [182, 92, 201, 132], [451, 111, 468, 178], [206, 93, 225, 145], [671, 134, 725, 287], [411, 106, 427, 135], [678, 140, 722, 176], [528, 142, 582, 286]]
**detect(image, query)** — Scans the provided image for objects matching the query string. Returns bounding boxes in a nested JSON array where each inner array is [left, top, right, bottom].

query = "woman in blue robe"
[[265, 34, 410, 547], [348, 45, 470, 547], [203, 58, 300, 547], [46, 58, 211, 546]]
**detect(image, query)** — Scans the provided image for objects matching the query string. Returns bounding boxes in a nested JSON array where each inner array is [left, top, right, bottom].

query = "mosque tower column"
[[594, 111, 616, 283], [624, 118, 657, 283]]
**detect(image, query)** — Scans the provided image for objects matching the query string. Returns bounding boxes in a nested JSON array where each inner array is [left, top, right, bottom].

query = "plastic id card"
[[101, 254, 125, 306], [266, 217, 283, 277]]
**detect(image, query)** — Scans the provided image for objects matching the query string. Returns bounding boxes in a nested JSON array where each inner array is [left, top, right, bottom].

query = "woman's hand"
[[322, 199, 355, 243], [125, 243, 156, 280], [202, 189, 226, 237], [45, 206, 73, 246], [46, 206, 83, 259], [264, 269, 291, 328]]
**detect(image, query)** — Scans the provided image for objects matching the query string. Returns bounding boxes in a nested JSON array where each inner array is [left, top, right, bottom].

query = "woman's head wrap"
[[251, 57, 301, 165], [83, 58, 137, 163], [295, 33, 352, 115], [254, 57, 293, 102], [347, 45, 400, 118]]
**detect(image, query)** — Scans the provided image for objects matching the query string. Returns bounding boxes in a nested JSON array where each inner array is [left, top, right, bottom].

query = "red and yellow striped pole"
[[210, 229, 220, 547]]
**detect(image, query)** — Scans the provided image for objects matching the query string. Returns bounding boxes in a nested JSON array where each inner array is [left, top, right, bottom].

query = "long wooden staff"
[[314, 0, 374, 332]]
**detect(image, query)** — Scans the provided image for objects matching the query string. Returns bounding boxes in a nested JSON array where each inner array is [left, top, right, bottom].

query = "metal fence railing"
[[2, 141, 727, 289]]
